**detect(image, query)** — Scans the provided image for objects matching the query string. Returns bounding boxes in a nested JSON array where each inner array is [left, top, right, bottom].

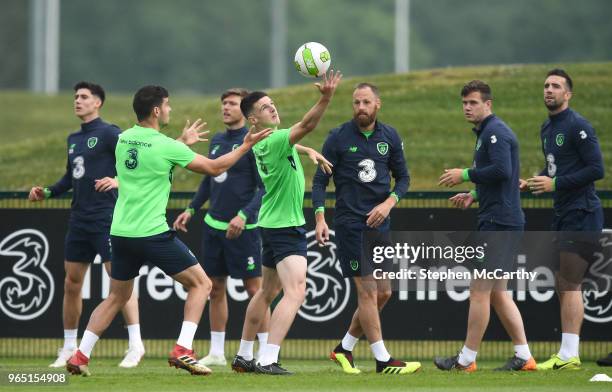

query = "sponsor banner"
[[0, 208, 611, 340]]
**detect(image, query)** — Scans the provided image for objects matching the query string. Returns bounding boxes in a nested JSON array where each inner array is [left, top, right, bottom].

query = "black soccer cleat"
[[433, 355, 476, 372], [231, 355, 256, 373], [254, 362, 293, 375], [495, 355, 536, 371]]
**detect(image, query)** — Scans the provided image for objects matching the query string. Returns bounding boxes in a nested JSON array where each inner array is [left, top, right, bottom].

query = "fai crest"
[[87, 137, 98, 149], [555, 133, 565, 147], [376, 142, 389, 155]]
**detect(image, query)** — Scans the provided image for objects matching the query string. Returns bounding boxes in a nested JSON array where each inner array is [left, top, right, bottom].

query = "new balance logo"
[[349, 146, 358, 152]]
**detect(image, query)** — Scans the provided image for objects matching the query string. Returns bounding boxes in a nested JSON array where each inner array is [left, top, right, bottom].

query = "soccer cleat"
[[168, 345, 212, 376], [49, 347, 76, 368], [330, 347, 361, 374], [536, 354, 581, 370], [495, 356, 537, 371], [596, 352, 612, 367], [198, 353, 227, 366], [118, 346, 145, 368], [434, 355, 477, 372], [231, 355, 256, 373], [66, 350, 91, 376], [376, 358, 422, 374], [254, 362, 293, 375]]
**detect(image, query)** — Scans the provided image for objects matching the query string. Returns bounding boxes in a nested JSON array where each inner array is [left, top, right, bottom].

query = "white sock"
[[209, 331, 225, 357], [127, 324, 144, 350], [78, 330, 99, 359], [458, 345, 477, 366], [514, 344, 531, 361], [370, 340, 391, 362], [176, 321, 198, 350], [558, 333, 580, 360], [341, 332, 359, 352], [258, 343, 281, 366], [237, 339, 254, 361], [64, 329, 78, 350], [256, 332, 268, 359]]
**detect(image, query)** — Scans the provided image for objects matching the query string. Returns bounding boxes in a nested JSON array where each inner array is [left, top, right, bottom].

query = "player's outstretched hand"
[[449, 192, 475, 209], [243, 126, 273, 147], [179, 118, 209, 146], [315, 70, 343, 99], [94, 177, 118, 192], [438, 168, 464, 187], [173, 211, 193, 232], [526, 175, 554, 195], [307, 149, 333, 175], [28, 186, 45, 202]]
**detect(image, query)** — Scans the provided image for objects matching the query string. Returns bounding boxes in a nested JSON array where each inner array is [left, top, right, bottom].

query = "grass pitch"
[[1, 358, 610, 392]]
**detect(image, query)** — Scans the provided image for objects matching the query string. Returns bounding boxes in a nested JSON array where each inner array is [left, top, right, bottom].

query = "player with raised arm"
[[66, 85, 271, 377], [172, 88, 270, 365], [231, 71, 341, 375], [312, 82, 420, 375], [28, 81, 144, 369]]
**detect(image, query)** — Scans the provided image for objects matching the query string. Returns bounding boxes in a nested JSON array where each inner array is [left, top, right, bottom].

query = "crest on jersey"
[[555, 133, 565, 147], [376, 142, 389, 155], [87, 137, 98, 149]]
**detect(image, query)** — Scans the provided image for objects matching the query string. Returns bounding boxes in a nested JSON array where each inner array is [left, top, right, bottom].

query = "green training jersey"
[[111, 125, 196, 237], [253, 128, 305, 228]]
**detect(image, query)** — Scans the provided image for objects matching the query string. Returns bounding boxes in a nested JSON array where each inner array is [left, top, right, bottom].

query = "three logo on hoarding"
[[0, 229, 54, 321], [298, 230, 351, 322]]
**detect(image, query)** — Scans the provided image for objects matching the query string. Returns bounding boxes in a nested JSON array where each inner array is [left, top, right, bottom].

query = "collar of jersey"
[[80, 117, 103, 132], [350, 119, 381, 135], [549, 107, 571, 122], [472, 113, 495, 135]]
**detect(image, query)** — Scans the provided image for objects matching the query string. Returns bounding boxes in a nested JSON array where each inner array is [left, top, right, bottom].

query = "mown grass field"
[[1, 358, 611, 392], [0, 62, 610, 191]]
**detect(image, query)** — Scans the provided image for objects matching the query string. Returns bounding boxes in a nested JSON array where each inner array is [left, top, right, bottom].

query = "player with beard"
[[526, 69, 604, 371], [312, 83, 420, 375]]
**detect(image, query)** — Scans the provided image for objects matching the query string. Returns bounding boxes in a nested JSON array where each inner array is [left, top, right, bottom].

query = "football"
[[294, 42, 331, 77]]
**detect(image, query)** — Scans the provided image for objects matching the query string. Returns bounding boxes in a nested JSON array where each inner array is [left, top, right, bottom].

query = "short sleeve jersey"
[[111, 125, 196, 237], [252, 128, 305, 228]]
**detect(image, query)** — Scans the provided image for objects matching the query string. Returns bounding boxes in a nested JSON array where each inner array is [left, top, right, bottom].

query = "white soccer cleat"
[[49, 347, 76, 368], [198, 353, 227, 366], [118, 346, 145, 368]]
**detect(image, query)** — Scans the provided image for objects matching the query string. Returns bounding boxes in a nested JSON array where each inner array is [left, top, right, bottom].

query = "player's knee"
[[209, 282, 226, 301], [262, 287, 279, 304], [284, 286, 305, 304], [469, 290, 490, 304], [64, 275, 83, 295], [377, 289, 392, 308]]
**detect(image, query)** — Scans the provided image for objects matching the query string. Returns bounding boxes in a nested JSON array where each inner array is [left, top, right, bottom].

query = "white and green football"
[[294, 42, 331, 78]]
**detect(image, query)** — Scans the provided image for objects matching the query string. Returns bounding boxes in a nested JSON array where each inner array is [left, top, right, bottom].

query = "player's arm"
[[295, 144, 333, 175], [312, 133, 338, 245], [439, 132, 511, 187], [173, 176, 211, 232], [30, 154, 73, 201], [186, 126, 272, 176], [227, 154, 265, 239], [289, 70, 342, 146], [95, 125, 121, 193], [555, 124, 604, 190]]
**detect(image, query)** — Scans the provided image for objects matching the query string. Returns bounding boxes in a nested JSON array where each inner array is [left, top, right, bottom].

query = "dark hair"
[[354, 82, 380, 97], [546, 68, 573, 91], [132, 85, 169, 122], [461, 80, 492, 101], [221, 88, 250, 101], [73, 81, 105, 106], [240, 91, 268, 118]]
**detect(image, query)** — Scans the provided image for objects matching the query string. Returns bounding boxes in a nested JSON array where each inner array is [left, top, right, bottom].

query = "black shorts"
[[260, 226, 307, 268], [335, 221, 392, 277], [65, 225, 111, 263], [553, 208, 604, 263], [110, 230, 198, 281], [470, 221, 524, 272], [201, 223, 262, 279]]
